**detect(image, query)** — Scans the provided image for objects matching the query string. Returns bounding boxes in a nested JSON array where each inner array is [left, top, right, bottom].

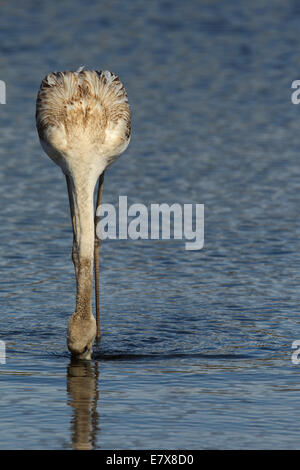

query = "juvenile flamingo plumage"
[[36, 67, 131, 359]]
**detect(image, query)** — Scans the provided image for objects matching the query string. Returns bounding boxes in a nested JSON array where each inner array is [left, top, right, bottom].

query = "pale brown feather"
[[36, 69, 131, 164]]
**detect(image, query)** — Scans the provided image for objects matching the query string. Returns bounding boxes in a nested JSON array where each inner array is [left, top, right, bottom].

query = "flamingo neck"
[[70, 172, 96, 319]]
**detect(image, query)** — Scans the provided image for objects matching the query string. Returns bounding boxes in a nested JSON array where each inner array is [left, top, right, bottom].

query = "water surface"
[[1, 0, 300, 449]]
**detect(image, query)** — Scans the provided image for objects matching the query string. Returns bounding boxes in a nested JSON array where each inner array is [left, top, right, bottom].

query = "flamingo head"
[[67, 314, 96, 360]]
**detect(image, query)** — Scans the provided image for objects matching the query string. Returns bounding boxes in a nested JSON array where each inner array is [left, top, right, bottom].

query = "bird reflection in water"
[[67, 359, 100, 449]]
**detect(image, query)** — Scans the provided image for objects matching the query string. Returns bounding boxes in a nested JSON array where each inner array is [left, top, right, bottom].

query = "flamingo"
[[36, 67, 131, 359]]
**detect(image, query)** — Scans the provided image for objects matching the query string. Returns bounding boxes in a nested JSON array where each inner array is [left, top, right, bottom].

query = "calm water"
[[1, 0, 300, 449]]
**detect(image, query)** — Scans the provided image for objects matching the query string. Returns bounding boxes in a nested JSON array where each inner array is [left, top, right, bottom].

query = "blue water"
[[1, 0, 300, 449]]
